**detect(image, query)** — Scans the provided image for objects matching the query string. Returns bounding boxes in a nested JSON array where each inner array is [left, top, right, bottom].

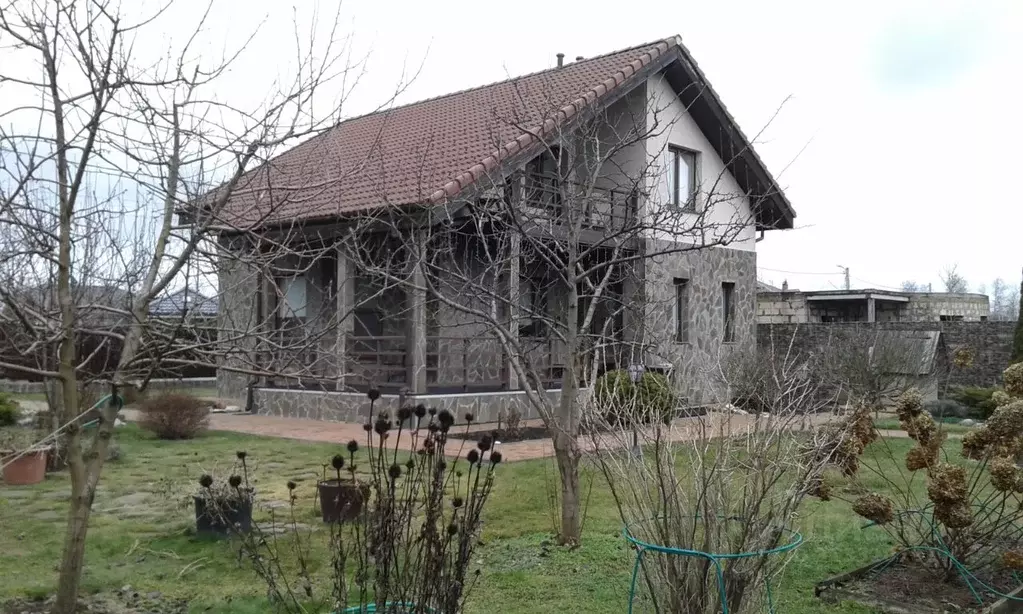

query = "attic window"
[[524, 147, 562, 211], [667, 146, 698, 209]]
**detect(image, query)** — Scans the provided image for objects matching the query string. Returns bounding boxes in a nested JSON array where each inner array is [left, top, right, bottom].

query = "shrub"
[[0, 393, 21, 426], [925, 399, 970, 421], [594, 370, 676, 425], [138, 393, 209, 439], [954, 386, 1001, 418]]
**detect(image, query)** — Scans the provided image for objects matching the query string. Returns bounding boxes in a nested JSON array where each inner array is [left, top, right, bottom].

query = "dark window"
[[667, 146, 698, 209], [940, 315, 964, 322], [722, 282, 736, 342], [519, 274, 547, 337], [674, 278, 689, 342], [524, 147, 562, 211]]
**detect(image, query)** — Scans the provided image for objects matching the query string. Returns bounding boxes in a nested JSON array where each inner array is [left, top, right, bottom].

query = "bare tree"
[[332, 71, 789, 545], [0, 1, 375, 610], [939, 264, 968, 293], [900, 280, 923, 292]]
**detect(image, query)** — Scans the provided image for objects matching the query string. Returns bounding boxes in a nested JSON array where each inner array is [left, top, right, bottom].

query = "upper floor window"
[[278, 275, 307, 320], [667, 146, 697, 209], [524, 147, 562, 211]]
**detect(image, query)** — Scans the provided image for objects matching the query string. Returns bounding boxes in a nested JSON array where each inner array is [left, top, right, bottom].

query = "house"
[[757, 288, 990, 324], [210, 37, 795, 421], [149, 288, 218, 319]]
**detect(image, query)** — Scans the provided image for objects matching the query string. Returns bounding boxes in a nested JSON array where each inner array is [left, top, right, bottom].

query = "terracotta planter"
[[2, 449, 48, 485], [193, 495, 252, 537], [318, 479, 370, 523]]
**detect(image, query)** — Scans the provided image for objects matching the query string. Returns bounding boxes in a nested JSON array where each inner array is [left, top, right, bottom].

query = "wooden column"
[[867, 296, 876, 323], [506, 233, 521, 390], [407, 230, 428, 394], [334, 247, 353, 390]]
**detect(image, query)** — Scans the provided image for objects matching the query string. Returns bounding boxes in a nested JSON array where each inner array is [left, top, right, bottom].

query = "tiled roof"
[[218, 38, 677, 226], [216, 36, 794, 229]]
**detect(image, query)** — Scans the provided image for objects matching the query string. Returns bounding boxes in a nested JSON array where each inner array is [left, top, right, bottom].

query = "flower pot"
[[193, 495, 252, 536], [2, 449, 48, 485], [318, 479, 370, 523]]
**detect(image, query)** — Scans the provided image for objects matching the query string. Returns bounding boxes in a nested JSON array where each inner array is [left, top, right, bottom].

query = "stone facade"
[[253, 387, 561, 424], [758, 290, 990, 324], [757, 321, 1017, 394], [639, 243, 757, 405]]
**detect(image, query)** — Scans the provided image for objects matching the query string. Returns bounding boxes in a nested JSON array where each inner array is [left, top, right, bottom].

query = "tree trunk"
[[553, 431, 581, 545], [54, 473, 93, 613]]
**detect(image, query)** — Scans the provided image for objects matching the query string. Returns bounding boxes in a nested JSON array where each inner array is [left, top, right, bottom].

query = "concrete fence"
[[0, 376, 217, 396]]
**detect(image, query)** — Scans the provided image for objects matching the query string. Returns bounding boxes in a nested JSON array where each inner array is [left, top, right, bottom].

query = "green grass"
[[873, 418, 976, 434], [0, 426, 919, 613]]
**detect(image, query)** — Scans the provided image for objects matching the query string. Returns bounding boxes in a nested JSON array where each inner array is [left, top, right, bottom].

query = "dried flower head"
[[477, 434, 493, 452], [367, 388, 381, 402], [849, 403, 878, 448], [447, 522, 459, 536], [962, 429, 990, 460], [490, 451, 503, 464], [437, 409, 455, 431], [347, 440, 359, 454], [363, 422, 373, 433], [993, 390, 1013, 408], [934, 502, 973, 529], [236, 451, 247, 461], [414, 404, 427, 419], [388, 464, 402, 480], [1005, 363, 1023, 397], [405, 458, 414, 470], [1003, 550, 1023, 570], [990, 456, 1019, 492], [953, 347, 976, 369], [287, 480, 297, 491], [199, 474, 214, 489], [464, 412, 474, 423], [895, 389, 925, 422], [374, 417, 392, 436], [452, 497, 464, 508], [852, 493, 895, 525], [466, 449, 480, 464], [927, 464, 969, 506], [906, 445, 938, 471], [332, 454, 345, 470], [428, 408, 437, 416], [396, 406, 412, 423], [228, 474, 242, 488], [986, 401, 1023, 442]]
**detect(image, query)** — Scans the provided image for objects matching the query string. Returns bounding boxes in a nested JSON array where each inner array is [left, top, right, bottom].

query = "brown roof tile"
[[219, 38, 677, 227]]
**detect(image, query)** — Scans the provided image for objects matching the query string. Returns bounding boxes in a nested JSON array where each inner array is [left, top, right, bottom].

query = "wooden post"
[[334, 246, 352, 390], [507, 232, 520, 390], [867, 295, 876, 323], [407, 229, 428, 394]]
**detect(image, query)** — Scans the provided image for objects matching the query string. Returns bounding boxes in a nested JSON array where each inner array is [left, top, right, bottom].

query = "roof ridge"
[[334, 37, 677, 127]]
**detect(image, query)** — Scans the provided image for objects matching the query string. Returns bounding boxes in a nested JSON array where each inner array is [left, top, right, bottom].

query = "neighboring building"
[[149, 288, 218, 318], [757, 288, 990, 324], [211, 37, 795, 420]]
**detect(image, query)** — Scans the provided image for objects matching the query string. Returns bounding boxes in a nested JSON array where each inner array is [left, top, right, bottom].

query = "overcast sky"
[[92, 0, 1023, 293]]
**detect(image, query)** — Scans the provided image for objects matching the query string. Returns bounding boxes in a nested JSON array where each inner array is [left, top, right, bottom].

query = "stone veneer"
[[253, 387, 564, 424], [757, 321, 1018, 394], [638, 242, 757, 406]]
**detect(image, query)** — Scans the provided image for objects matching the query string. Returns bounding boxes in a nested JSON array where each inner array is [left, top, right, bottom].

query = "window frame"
[[674, 277, 690, 343], [722, 281, 736, 343], [667, 145, 698, 210]]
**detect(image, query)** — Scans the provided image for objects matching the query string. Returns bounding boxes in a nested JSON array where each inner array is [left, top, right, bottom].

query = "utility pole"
[[837, 265, 850, 290]]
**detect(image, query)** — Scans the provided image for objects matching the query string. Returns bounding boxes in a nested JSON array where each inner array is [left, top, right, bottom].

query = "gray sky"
[[63, 0, 1023, 293]]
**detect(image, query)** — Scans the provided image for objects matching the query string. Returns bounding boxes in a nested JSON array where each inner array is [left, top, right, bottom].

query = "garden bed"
[[816, 555, 1023, 613]]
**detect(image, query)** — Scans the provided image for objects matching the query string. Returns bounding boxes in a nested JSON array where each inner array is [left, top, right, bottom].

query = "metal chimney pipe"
[[556, 53, 564, 68], [575, 56, 584, 61]]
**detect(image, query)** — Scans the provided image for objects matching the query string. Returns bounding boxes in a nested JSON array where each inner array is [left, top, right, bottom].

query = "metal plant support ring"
[[623, 517, 804, 614]]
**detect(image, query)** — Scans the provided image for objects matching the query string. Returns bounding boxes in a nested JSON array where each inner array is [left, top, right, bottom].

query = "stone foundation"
[[253, 387, 566, 423]]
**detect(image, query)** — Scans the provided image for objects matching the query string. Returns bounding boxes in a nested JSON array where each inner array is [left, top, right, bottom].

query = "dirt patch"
[[3, 590, 187, 614], [833, 559, 1021, 613], [449, 426, 551, 444]]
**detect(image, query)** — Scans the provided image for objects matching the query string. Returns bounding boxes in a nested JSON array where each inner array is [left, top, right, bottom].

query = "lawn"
[[0, 425, 914, 613]]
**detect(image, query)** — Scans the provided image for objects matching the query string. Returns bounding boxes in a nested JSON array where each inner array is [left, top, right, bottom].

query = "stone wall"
[[642, 243, 757, 405], [253, 387, 563, 424], [757, 321, 1017, 392], [217, 244, 261, 401], [0, 377, 216, 395]]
